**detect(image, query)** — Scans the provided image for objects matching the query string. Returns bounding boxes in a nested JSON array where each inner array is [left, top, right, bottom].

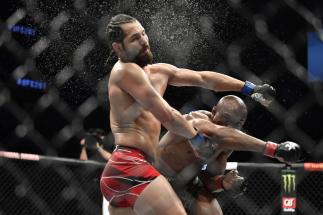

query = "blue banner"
[[308, 31, 323, 81]]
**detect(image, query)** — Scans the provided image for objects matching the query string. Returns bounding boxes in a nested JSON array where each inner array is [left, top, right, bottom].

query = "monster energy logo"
[[282, 174, 296, 193]]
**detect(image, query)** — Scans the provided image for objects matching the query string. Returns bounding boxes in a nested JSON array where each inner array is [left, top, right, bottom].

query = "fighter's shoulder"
[[110, 62, 144, 81], [149, 63, 178, 75], [112, 62, 142, 74]]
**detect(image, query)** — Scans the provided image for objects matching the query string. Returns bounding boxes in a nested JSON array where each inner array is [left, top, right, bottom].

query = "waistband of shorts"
[[114, 145, 154, 164]]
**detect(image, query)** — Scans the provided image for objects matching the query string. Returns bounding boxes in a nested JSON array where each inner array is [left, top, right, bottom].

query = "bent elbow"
[[159, 110, 173, 124]]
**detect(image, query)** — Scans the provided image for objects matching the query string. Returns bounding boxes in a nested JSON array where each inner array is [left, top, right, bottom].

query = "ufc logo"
[[282, 197, 296, 208]]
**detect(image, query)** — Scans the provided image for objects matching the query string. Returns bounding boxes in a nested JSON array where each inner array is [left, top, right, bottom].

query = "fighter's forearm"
[[193, 119, 266, 153], [80, 147, 88, 161], [170, 65, 275, 106], [199, 71, 245, 92], [97, 146, 111, 161], [196, 70, 275, 107], [162, 108, 197, 139], [194, 119, 303, 163], [212, 126, 266, 152]]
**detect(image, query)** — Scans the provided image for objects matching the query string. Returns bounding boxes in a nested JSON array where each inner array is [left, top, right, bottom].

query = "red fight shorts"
[[100, 145, 160, 207]]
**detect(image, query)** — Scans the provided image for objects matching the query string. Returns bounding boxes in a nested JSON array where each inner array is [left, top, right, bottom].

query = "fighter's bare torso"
[[108, 61, 171, 157], [156, 111, 216, 177]]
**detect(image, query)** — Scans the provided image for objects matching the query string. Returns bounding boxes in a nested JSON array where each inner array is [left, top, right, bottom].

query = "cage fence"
[[0, 0, 323, 215], [1, 154, 323, 215]]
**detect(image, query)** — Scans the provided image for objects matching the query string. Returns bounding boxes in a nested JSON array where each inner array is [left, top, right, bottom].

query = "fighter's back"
[[156, 111, 211, 177]]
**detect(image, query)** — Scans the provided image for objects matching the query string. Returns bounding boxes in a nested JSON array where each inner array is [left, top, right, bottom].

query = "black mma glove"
[[203, 170, 247, 198], [241, 81, 276, 106], [222, 170, 245, 192], [222, 170, 248, 199], [84, 129, 105, 149], [264, 141, 303, 163]]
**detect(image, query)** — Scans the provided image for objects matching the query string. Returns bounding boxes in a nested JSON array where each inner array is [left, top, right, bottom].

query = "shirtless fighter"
[[100, 14, 276, 215], [156, 95, 302, 215]]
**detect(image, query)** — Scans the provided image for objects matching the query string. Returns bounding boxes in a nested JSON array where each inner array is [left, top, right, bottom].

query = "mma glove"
[[203, 170, 247, 196], [189, 133, 214, 160], [264, 141, 303, 163], [84, 129, 105, 149], [241, 81, 276, 107]]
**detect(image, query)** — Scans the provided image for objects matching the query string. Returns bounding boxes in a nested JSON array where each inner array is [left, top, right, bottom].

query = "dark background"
[[0, 0, 322, 162]]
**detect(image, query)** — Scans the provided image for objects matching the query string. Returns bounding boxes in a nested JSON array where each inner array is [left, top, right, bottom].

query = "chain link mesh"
[[1, 0, 323, 214], [0, 157, 103, 215], [1, 158, 322, 215], [219, 165, 323, 215]]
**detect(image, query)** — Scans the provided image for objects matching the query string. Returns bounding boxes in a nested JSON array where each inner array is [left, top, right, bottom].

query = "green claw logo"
[[282, 174, 295, 193]]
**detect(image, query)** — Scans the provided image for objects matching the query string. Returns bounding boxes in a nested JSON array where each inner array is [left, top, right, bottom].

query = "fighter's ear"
[[211, 106, 217, 114], [112, 42, 123, 55]]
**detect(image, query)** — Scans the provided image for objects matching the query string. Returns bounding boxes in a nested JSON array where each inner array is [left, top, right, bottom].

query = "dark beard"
[[133, 50, 153, 67]]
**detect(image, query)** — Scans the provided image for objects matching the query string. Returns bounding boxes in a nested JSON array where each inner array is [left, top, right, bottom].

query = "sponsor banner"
[[282, 197, 296, 211], [308, 31, 323, 81], [281, 169, 296, 214]]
